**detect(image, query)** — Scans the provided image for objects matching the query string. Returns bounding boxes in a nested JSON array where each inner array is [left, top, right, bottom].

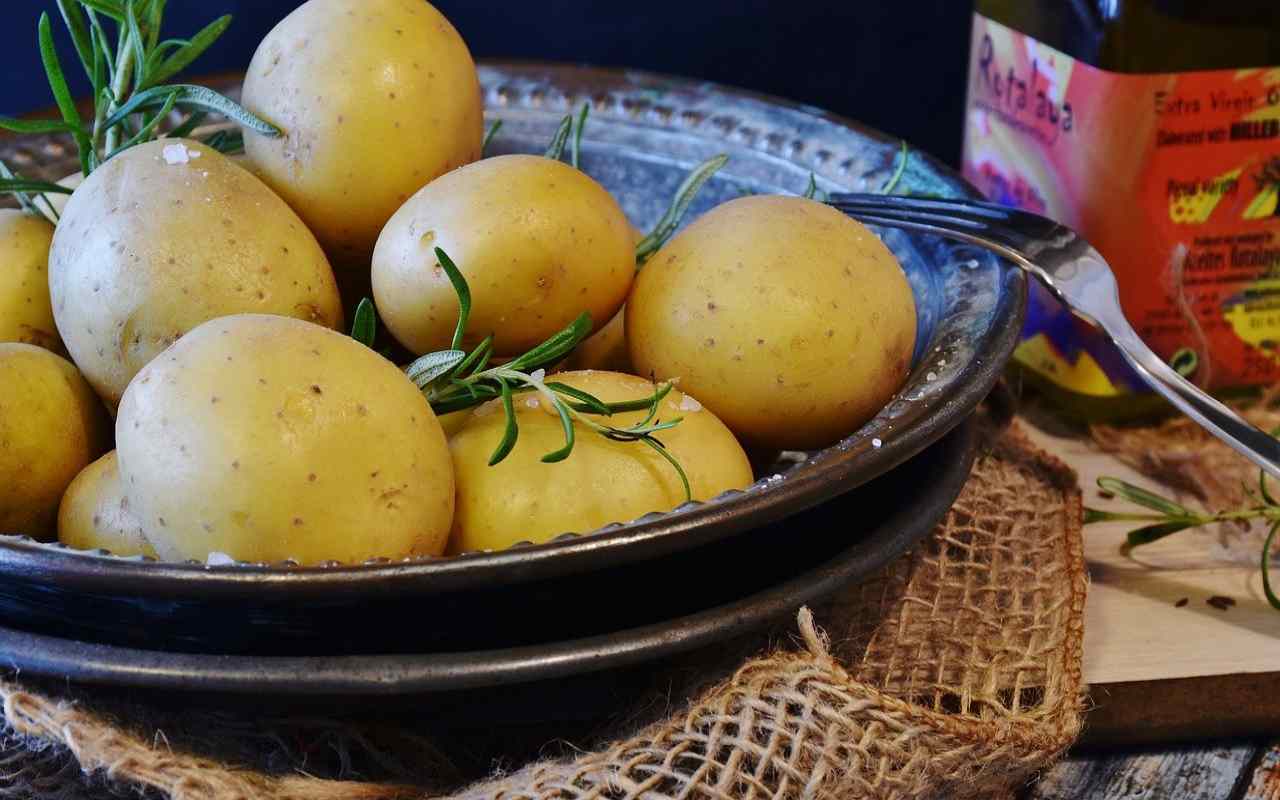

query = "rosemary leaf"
[[488, 379, 520, 466], [570, 102, 589, 170], [54, 0, 95, 81], [405, 350, 466, 389], [1265, 519, 1280, 611], [545, 381, 612, 415], [504, 312, 592, 372], [145, 0, 167, 48], [481, 119, 502, 156], [1261, 471, 1278, 508], [642, 436, 691, 502], [105, 84, 280, 137], [635, 153, 729, 264], [146, 15, 231, 87], [106, 87, 177, 158], [450, 334, 494, 379], [1124, 520, 1197, 549], [541, 397, 577, 463], [433, 247, 471, 351], [77, 0, 125, 21], [200, 128, 244, 154], [544, 114, 572, 161], [349, 298, 377, 348], [802, 172, 819, 200], [125, 0, 149, 91], [166, 110, 208, 139], [0, 117, 81, 135], [1096, 477, 1194, 518], [0, 178, 76, 195], [38, 13, 93, 177], [879, 140, 909, 195]]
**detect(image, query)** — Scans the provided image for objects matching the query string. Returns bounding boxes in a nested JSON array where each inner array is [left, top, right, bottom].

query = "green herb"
[[349, 298, 377, 348], [879, 140, 910, 195], [358, 246, 691, 499], [569, 103, 589, 170], [1170, 348, 1199, 379], [543, 114, 572, 161], [1087, 436, 1280, 610], [802, 172, 828, 202], [481, 119, 503, 156], [0, 0, 278, 205], [635, 154, 729, 265]]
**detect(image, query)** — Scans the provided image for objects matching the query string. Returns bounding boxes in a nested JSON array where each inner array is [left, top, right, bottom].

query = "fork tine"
[[828, 193, 1013, 220]]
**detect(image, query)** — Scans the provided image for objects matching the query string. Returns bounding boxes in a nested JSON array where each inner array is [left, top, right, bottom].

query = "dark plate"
[[0, 63, 1022, 654], [0, 421, 974, 694]]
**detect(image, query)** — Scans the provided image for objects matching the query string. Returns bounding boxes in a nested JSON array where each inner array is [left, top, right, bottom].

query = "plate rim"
[[0, 420, 976, 695]]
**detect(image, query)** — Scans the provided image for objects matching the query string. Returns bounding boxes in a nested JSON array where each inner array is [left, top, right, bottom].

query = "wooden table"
[[1016, 418, 1280, 798]]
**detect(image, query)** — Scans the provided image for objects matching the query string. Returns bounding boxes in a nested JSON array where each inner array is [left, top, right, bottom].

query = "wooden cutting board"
[[1021, 420, 1280, 746]]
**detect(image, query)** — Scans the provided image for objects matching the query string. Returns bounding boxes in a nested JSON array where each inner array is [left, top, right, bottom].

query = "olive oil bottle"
[[964, 1, 1280, 419]]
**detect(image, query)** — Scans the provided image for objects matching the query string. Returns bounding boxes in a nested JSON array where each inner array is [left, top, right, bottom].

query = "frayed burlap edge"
[[0, 420, 1088, 800]]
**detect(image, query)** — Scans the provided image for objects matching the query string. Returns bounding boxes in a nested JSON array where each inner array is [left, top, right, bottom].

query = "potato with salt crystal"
[[373, 154, 635, 357], [58, 452, 157, 559], [49, 139, 343, 409], [116, 314, 454, 565], [241, 0, 483, 263], [628, 195, 916, 450], [0, 210, 60, 353], [448, 370, 752, 554], [0, 344, 109, 539]]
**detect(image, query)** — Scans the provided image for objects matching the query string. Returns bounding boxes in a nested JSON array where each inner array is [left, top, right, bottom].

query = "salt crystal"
[[926, 371, 937, 381], [778, 450, 807, 463], [161, 143, 190, 165], [524, 396, 540, 409], [529, 368, 546, 382], [678, 394, 702, 412], [206, 551, 235, 566], [872, 438, 882, 448], [189, 149, 202, 158]]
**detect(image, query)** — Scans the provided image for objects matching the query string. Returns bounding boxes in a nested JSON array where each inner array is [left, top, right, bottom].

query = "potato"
[[564, 307, 632, 373], [49, 139, 344, 408], [0, 209, 61, 353], [36, 171, 85, 224], [57, 452, 157, 558], [627, 196, 916, 450], [372, 155, 635, 356], [116, 314, 454, 564], [448, 370, 752, 553], [0, 344, 109, 539], [242, 0, 483, 263]]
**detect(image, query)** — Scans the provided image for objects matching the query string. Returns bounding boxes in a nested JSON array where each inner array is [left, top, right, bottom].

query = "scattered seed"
[[1207, 595, 1236, 611]]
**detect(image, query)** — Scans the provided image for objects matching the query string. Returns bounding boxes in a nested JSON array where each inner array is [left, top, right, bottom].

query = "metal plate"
[[0, 63, 1022, 654], [0, 421, 974, 695]]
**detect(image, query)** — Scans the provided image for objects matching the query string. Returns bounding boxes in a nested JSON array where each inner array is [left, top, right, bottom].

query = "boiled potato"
[[241, 0, 483, 263], [0, 210, 60, 353], [0, 344, 109, 539], [564, 307, 631, 373], [627, 196, 916, 450], [372, 154, 635, 356], [448, 370, 752, 553], [116, 314, 454, 564], [49, 139, 343, 408], [57, 452, 157, 558]]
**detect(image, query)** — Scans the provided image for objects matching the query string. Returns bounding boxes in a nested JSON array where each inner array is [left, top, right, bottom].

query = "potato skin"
[[448, 370, 752, 554], [58, 451, 157, 558], [627, 195, 916, 450], [0, 344, 109, 539], [49, 140, 343, 409], [0, 210, 60, 353], [242, 0, 483, 263], [372, 155, 635, 356], [116, 314, 454, 564]]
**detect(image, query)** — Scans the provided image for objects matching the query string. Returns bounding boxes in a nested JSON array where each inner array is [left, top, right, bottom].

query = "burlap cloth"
[[0, 417, 1087, 800]]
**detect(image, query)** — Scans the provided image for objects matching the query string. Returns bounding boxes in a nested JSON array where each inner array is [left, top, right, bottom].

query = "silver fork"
[[827, 192, 1280, 481]]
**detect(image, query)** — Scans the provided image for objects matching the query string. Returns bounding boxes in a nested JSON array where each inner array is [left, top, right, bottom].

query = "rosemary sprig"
[[635, 153, 729, 265], [0, 0, 278, 204], [361, 246, 691, 499], [1086, 449, 1280, 610]]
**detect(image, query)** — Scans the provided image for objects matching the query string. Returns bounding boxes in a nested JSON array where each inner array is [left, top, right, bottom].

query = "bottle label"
[[963, 13, 1280, 395]]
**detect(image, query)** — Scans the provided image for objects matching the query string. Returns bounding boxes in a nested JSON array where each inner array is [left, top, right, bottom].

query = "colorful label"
[[963, 13, 1280, 395]]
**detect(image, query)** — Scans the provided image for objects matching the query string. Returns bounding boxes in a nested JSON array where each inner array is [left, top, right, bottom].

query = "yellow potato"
[[49, 139, 343, 408], [241, 0, 483, 263], [0, 210, 60, 353], [448, 370, 752, 553], [116, 314, 454, 564], [627, 195, 916, 450], [372, 154, 635, 356], [57, 452, 157, 558], [0, 344, 109, 539], [564, 306, 632, 373]]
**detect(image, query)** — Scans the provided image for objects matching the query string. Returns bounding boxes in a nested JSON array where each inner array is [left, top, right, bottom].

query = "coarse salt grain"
[[926, 371, 937, 381], [206, 551, 236, 566], [529, 368, 546, 382], [872, 438, 882, 448], [161, 143, 190, 165], [678, 394, 702, 412], [524, 397, 540, 409]]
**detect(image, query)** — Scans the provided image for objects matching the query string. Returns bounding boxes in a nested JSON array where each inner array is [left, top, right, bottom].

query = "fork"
[[827, 192, 1280, 481]]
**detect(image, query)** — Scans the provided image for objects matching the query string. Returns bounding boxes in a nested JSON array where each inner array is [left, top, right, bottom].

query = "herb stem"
[[102, 33, 135, 156]]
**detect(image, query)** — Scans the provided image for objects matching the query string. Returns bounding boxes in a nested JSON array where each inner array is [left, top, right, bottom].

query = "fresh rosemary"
[[0, 0, 278, 213], [1086, 439, 1280, 610]]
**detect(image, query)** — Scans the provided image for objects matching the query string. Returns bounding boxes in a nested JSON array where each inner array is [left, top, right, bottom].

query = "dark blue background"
[[4, 2, 975, 165]]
